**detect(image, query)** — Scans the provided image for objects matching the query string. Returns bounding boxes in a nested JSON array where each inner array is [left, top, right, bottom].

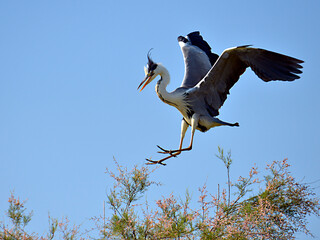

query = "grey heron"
[[138, 31, 303, 165]]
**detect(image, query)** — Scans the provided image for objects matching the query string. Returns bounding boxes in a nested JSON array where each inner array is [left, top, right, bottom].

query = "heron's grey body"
[[138, 31, 303, 165]]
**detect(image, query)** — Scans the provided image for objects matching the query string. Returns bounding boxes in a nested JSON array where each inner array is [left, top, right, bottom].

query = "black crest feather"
[[147, 49, 157, 72]]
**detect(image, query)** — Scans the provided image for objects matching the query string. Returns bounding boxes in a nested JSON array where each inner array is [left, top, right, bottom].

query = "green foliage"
[[1, 150, 319, 239], [216, 146, 233, 206], [101, 152, 319, 239], [103, 159, 159, 239], [216, 146, 232, 169], [0, 193, 34, 240], [0, 195, 83, 240], [7, 193, 33, 230]]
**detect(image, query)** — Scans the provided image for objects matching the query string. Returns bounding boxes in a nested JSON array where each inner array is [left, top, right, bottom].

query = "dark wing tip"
[[247, 49, 304, 82], [186, 31, 201, 38], [185, 31, 219, 65]]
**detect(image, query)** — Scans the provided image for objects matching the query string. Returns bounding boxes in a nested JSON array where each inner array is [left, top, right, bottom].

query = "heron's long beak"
[[138, 74, 152, 92]]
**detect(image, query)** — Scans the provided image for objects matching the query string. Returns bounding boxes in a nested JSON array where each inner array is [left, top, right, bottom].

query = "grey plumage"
[[138, 31, 303, 165], [187, 45, 303, 117], [179, 32, 218, 88]]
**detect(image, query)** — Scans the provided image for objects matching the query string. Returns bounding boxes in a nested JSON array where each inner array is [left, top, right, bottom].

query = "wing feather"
[[179, 43, 212, 88], [189, 46, 303, 116], [179, 32, 219, 88]]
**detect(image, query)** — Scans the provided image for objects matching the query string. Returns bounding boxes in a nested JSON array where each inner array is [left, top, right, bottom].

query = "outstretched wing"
[[188, 46, 303, 116], [178, 31, 219, 88]]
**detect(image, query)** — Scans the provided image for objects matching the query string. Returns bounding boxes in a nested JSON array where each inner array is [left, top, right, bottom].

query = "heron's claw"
[[156, 145, 175, 156], [157, 145, 167, 152], [145, 144, 185, 165], [157, 145, 183, 157], [145, 158, 167, 166]]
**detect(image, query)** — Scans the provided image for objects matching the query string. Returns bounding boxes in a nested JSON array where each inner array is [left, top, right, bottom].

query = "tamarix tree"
[[1, 149, 319, 239]]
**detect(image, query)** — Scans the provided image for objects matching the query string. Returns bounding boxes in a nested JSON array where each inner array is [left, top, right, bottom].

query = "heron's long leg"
[[158, 114, 199, 154], [157, 119, 188, 155], [146, 115, 199, 165]]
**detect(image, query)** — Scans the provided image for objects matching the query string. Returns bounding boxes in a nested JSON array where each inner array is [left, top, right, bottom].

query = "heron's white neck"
[[155, 64, 177, 106]]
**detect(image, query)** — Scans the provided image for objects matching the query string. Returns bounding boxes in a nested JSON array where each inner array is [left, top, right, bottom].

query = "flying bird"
[[138, 31, 303, 165]]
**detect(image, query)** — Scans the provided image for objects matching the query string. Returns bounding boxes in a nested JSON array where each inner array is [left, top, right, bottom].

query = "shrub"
[[1, 150, 319, 239]]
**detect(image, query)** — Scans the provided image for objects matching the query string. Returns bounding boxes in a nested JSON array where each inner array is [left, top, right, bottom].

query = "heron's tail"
[[213, 118, 239, 127]]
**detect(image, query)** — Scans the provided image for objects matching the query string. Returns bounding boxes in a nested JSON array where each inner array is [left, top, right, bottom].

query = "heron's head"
[[138, 51, 159, 92]]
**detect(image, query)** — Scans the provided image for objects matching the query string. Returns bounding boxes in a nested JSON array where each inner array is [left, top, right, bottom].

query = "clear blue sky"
[[1, 1, 319, 238]]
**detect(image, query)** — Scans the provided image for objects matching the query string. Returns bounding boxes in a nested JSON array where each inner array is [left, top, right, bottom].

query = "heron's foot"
[[145, 158, 167, 166], [157, 145, 180, 155], [145, 151, 182, 166]]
